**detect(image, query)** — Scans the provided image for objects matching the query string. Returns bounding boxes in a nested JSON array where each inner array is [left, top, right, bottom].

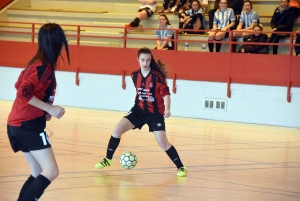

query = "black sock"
[[215, 40, 222, 52], [22, 174, 51, 201], [165, 145, 184, 169], [130, 17, 140, 27], [208, 41, 214, 52], [17, 175, 35, 201], [106, 136, 120, 160]]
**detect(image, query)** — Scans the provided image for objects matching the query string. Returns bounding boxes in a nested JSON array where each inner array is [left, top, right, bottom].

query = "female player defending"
[[7, 23, 70, 201]]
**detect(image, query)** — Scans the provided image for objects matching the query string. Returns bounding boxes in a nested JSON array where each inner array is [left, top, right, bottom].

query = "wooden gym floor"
[[0, 100, 300, 201]]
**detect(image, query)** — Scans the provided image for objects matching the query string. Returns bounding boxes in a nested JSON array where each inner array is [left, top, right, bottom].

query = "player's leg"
[[22, 148, 58, 201], [148, 114, 187, 177], [153, 130, 187, 177], [95, 118, 134, 169], [95, 107, 143, 169], [17, 152, 42, 201]]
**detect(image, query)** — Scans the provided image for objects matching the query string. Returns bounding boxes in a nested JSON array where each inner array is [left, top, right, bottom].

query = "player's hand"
[[45, 114, 52, 121], [48, 106, 65, 119], [164, 110, 171, 118], [180, 18, 185, 23]]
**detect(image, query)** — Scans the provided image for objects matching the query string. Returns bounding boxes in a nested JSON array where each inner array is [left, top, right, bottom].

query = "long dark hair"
[[27, 23, 70, 68], [137, 47, 167, 79]]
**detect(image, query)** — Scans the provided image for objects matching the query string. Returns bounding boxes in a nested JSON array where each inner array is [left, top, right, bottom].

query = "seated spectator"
[[157, 0, 177, 13], [208, 0, 235, 52], [155, 14, 174, 50], [295, 34, 300, 55], [260, 0, 296, 54], [290, 0, 300, 18], [232, 0, 259, 52], [208, 0, 243, 30], [174, 0, 208, 13], [178, 0, 204, 34], [125, 0, 157, 30], [238, 25, 268, 53]]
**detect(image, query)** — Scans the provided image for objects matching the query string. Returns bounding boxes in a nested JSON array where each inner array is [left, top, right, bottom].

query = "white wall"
[[0, 66, 299, 128]]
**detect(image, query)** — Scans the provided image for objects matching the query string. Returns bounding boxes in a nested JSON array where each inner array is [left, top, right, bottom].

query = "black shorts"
[[124, 106, 165, 132], [138, 7, 154, 17], [7, 115, 51, 153]]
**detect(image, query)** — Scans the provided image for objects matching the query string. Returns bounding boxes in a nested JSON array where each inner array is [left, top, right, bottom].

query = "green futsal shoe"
[[177, 166, 188, 177], [95, 158, 112, 169]]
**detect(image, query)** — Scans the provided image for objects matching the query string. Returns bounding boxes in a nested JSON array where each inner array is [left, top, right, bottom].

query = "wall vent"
[[203, 98, 227, 111]]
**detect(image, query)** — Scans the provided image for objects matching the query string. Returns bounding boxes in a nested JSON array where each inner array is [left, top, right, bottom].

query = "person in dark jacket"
[[238, 25, 268, 53], [178, 0, 204, 34], [295, 34, 300, 55], [259, 0, 296, 54], [208, 0, 243, 29]]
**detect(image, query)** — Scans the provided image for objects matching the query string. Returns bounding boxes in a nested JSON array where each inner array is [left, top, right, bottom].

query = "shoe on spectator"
[[157, 8, 164, 13], [171, 6, 177, 12], [259, 47, 269, 54], [163, 8, 172, 13], [125, 24, 134, 31]]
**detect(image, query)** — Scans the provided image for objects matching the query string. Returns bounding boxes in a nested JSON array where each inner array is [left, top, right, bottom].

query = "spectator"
[[260, 0, 296, 54], [174, 0, 208, 13], [232, 0, 259, 52], [295, 34, 300, 55], [208, 0, 236, 52], [125, 0, 158, 30], [208, 0, 243, 30], [238, 25, 268, 53], [155, 14, 174, 50], [178, 0, 204, 34], [290, 0, 300, 17], [157, 0, 177, 13]]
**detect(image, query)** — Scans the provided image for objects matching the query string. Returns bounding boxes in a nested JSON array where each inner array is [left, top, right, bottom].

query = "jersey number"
[[39, 132, 51, 145]]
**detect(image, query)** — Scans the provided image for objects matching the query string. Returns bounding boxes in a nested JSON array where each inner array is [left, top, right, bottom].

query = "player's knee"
[[43, 167, 59, 181], [158, 140, 171, 151], [112, 128, 124, 138], [31, 166, 42, 177]]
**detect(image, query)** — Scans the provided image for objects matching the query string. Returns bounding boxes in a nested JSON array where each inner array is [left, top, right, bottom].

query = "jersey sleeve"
[[166, 28, 174, 37], [230, 9, 236, 22], [16, 64, 52, 102], [213, 12, 218, 24], [252, 12, 259, 22], [157, 76, 170, 97], [15, 70, 25, 90], [155, 29, 160, 38], [239, 12, 245, 22]]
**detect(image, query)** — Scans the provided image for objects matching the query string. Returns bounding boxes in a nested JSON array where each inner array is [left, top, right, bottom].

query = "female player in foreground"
[[6, 23, 70, 201]]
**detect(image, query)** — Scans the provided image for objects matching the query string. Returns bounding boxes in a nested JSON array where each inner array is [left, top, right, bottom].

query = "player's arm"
[[163, 95, 171, 118], [28, 96, 64, 119]]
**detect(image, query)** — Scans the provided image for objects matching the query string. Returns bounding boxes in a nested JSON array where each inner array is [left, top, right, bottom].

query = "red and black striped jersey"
[[131, 68, 170, 115], [7, 61, 56, 126]]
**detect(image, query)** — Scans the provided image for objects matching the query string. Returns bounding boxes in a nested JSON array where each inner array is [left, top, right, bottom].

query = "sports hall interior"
[[0, 0, 300, 200]]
